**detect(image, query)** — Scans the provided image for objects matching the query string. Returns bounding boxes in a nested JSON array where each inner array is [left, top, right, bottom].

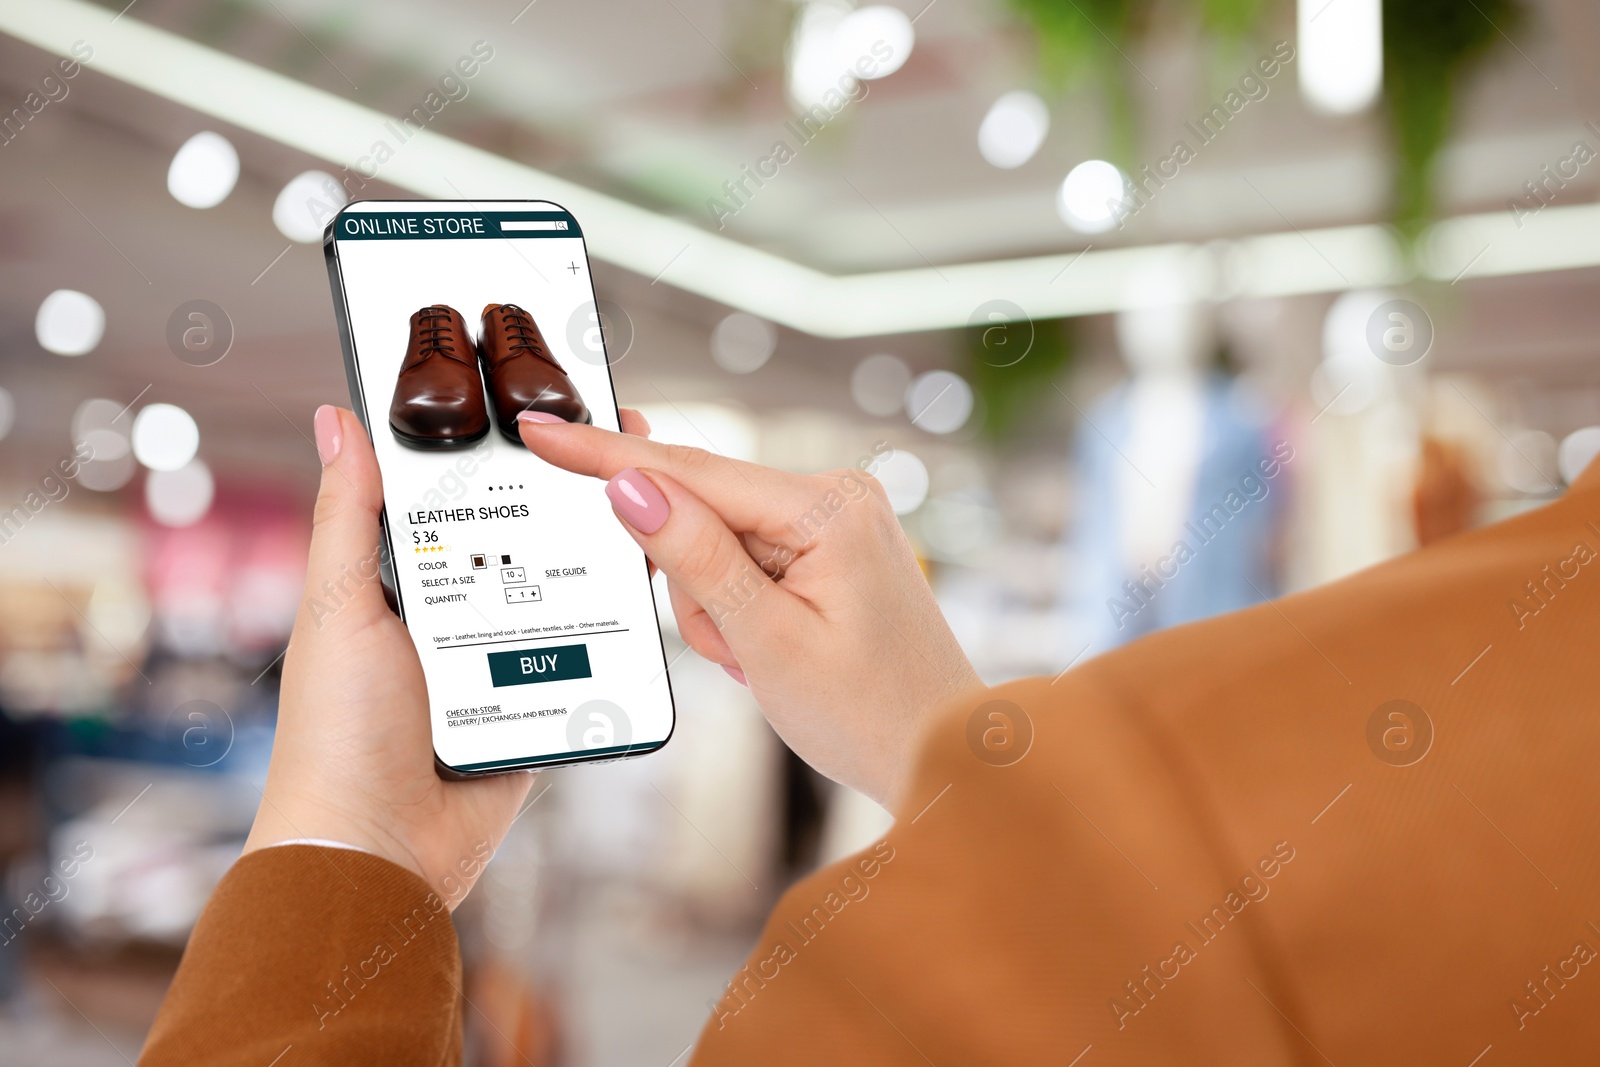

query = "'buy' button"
[[487, 643, 592, 687]]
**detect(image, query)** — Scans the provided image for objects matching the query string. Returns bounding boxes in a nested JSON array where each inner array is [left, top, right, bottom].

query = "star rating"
[[413, 545, 447, 553]]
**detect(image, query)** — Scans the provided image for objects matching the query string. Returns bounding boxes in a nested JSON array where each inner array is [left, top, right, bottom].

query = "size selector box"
[[505, 585, 542, 604], [501, 566, 527, 584]]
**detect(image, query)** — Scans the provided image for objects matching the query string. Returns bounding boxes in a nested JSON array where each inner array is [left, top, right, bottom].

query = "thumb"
[[296, 406, 391, 632]]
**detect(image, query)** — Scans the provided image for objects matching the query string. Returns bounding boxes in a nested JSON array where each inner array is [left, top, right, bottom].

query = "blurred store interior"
[[2, 0, 1600, 1062]]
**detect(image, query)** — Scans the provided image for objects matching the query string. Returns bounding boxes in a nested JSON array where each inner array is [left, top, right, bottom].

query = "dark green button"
[[487, 644, 591, 687]]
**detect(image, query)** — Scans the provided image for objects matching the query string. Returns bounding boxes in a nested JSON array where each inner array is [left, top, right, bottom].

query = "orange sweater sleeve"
[[686, 469, 1600, 1066], [687, 670, 1304, 1066], [139, 845, 463, 1067]]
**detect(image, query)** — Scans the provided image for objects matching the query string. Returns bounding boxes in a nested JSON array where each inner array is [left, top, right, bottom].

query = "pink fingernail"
[[606, 468, 668, 534], [314, 405, 342, 466], [722, 664, 748, 686], [517, 411, 566, 425]]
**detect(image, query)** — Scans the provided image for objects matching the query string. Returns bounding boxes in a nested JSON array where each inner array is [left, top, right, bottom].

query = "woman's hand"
[[516, 415, 982, 808], [241, 405, 651, 905]]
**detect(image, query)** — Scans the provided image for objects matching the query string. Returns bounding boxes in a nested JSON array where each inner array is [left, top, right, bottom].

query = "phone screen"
[[324, 199, 674, 774]]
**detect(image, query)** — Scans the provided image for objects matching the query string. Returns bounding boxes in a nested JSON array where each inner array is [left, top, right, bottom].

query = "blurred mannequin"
[[1067, 270, 1287, 652], [1298, 291, 1421, 585], [1115, 293, 1211, 576]]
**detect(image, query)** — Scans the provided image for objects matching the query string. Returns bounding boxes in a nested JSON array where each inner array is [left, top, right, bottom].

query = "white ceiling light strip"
[[0, 0, 820, 325], [6, 0, 1600, 338]]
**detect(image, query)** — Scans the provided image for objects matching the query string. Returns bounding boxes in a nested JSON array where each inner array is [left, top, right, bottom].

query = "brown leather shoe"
[[479, 303, 591, 438], [388, 305, 490, 450]]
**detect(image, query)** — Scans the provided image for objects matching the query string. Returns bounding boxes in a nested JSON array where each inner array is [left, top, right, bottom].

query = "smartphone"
[[323, 198, 674, 777]]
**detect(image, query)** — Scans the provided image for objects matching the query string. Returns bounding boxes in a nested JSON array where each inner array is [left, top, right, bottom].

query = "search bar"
[[500, 220, 570, 232]]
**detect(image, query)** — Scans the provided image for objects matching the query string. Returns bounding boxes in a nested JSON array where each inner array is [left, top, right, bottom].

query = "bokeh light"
[[875, 448, 929, 514], [168, 131, 240, 209], [273, 170, 346, 243], [36, 290, 105, 356], [710, 312, 777, 374], [132, 404, 200, 472], [1057, 161, 1130, 234], [833, 6, 913, 78], [852, 354, 912, 417], [978, 91, 1049, 169], [905, 370, 974, 435], [1559, 426, 1600, 484], [145, 459, 215, 527]]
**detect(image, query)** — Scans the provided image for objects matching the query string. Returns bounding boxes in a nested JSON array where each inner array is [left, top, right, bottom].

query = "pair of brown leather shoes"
[[388, 303, 590, 449]]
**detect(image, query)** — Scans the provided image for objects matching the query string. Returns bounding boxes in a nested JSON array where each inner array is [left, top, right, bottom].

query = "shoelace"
[[494, 304, 561, 369], [414, 306, 465, 364]]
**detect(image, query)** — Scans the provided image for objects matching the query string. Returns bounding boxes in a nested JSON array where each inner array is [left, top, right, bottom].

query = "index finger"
[[517, 416, 813, 535]]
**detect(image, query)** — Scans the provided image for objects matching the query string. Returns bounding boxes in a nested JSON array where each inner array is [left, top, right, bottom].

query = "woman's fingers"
[[519, 418, 811, 536], [617, 408, 655, 577], [618, 407, 650, 437], [603, 467, 801, 645], [667, 579, 736, 668], [297, 407, 391, 632]]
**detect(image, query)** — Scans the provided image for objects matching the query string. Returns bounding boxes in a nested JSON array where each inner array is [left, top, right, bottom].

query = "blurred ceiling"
[[0, 0, 1598, 491], [21, 0, 1594, 272]]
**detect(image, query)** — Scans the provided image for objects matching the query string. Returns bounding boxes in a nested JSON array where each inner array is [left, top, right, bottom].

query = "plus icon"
[[566, 261, 580, 274]]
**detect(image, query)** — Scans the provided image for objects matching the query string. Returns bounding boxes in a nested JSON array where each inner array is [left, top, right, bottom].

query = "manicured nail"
[[606, 468, 668, 534], [722, 664, 748, 686], [517, 411, 566, 425], [314, 405, 342, 466]]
